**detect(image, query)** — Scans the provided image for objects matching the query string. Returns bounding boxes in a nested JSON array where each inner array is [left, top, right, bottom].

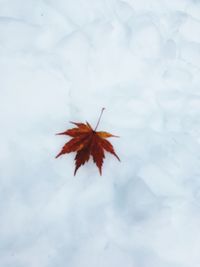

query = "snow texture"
[[1, 0, 200, 266]]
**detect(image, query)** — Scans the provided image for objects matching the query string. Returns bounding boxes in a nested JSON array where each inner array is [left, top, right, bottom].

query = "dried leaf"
[[56, 108, 120, 175]]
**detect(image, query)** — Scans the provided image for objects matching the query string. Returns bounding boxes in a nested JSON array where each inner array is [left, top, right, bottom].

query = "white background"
[[1, 0, 200, 266]]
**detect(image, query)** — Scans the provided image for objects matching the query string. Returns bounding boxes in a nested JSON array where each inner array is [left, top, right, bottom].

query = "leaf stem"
[[94, 108, 105, 131]]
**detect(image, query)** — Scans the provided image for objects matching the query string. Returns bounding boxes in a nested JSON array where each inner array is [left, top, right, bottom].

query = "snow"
[[1, 0, 200, 266]]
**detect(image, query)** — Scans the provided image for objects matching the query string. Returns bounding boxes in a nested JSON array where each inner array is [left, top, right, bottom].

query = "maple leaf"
[[56, 108, 120, 175]]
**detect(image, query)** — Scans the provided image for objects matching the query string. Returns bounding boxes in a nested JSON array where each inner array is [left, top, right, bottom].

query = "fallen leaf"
[[56, 108, 120, 175]]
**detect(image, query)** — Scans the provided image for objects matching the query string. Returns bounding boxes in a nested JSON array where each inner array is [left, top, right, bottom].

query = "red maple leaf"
[[56, 108, 120, 175]]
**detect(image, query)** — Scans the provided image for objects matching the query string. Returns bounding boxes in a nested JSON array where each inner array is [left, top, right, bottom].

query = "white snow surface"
[[1, 0, 200, 266]]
